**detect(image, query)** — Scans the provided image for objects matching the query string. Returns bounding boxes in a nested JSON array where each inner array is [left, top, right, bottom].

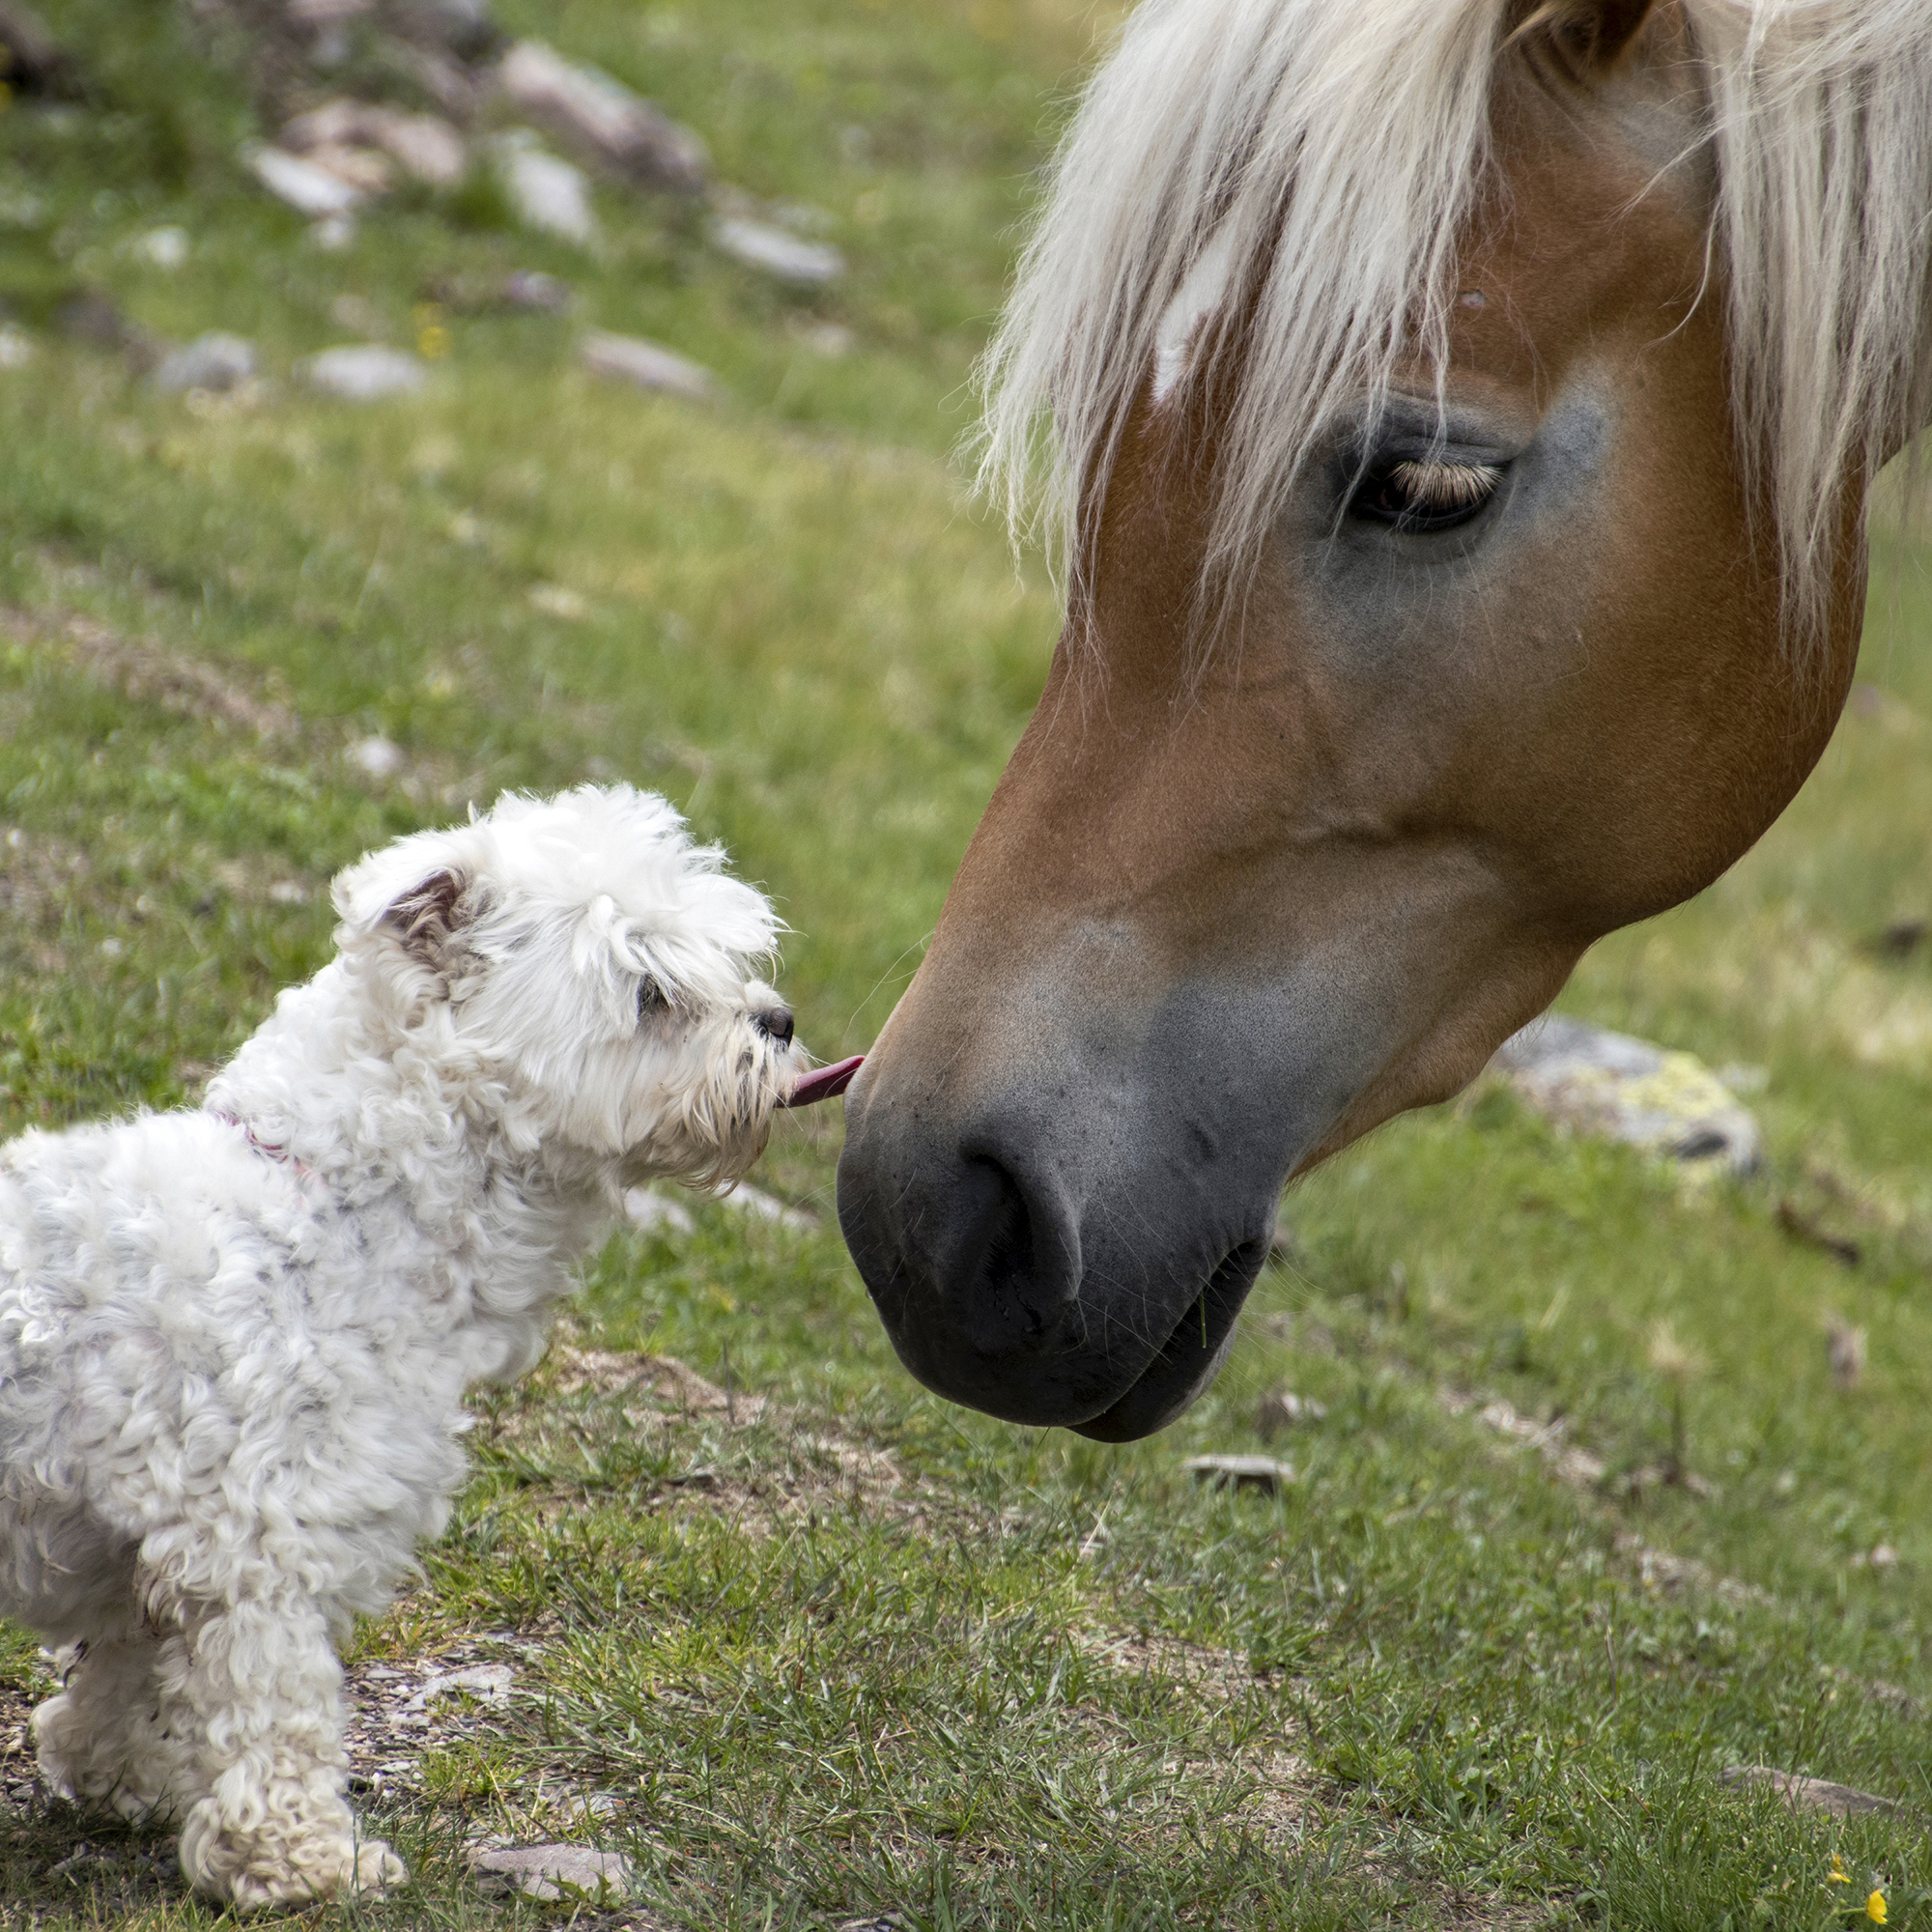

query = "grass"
[[0, 0, 1928, 1924]]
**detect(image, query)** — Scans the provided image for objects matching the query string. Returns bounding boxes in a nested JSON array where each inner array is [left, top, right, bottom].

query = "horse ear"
[[1513, 0, 1658, 78], [380, 867, 468, 961]]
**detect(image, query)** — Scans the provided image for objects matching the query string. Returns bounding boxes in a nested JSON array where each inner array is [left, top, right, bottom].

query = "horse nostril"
[[756, 1006, 794, 1047]]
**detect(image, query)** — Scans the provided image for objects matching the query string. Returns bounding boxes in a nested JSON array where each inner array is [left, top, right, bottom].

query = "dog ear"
[[379, 867, 468, 962]]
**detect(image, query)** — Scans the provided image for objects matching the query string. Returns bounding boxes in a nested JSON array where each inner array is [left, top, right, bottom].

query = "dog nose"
[[755, 1005, 794, 1046]]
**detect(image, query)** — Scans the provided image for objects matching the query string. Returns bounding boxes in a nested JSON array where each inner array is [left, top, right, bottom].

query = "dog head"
[[332, 784, 800, 1189]]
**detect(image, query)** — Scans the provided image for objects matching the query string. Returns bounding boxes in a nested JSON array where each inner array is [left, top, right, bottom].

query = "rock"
[[1255, 1389, 1325, 1441], [623, 1186, 695, 1237], [283, 98, 467, 187], [492, 131, 596, 244], [130, 225, 188, 270], [153, 332, 257, 395], [503, 269, 572, 312], [307, 212, 358, 251], [348, 734, 405, 778], [1825, 1315, 1867, 1388], [580, 329, 719, 402], [1490, 1015, 1761, 1174], [711, 215, 844, 286], [527, 583, 586, 620], [245, 143, 364, 217], [409, 1663, 513, 1710], [0, 0, 77, 96], [790, 318, 855, 356], [471, 1844, 630, 1903], [0, 325, 33, 370], [1181, 1454, 1294, 1494], [299, 344, 426, 399], [716, 1182, 814, 1231], [496, 39, 706, 196], [1719, 1765, 1905, 1819]]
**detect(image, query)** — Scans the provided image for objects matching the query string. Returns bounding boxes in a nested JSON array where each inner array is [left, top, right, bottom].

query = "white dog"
[[0, 784, 801, 1909]]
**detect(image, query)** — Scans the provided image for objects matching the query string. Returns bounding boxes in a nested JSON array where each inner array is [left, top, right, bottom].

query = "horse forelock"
[[976, 0, 1932, 658]]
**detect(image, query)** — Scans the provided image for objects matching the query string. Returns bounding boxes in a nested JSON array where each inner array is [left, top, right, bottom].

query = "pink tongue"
[[782, 1055, 865, 1109]]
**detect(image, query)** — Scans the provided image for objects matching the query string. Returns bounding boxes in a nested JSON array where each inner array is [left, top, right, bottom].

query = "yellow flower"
[[1830, 1857, 1851, 1885], [417, 324, 450, 361], [1866, 1889, 1887, 1924]]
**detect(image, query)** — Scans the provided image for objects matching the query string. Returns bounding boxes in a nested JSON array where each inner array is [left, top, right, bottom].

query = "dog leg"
[[33, 1623, 189, 1822], [158, 1593, 405, 1911]]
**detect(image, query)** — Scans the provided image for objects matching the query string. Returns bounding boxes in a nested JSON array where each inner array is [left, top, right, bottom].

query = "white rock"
[[497, 39, 706, 195], [300, 345, 427, 400], [0, 327, 35, 370], [715, 1182, 814, 1232], [711, 216, 844, 286], [1181, 1454, 1295, 1493], [307, 213, 358, 252], [579, 329, 718, 402], [623, 1186, 695, 1237], [348, 734, 405, 779], [1491, 1015, 1762, 1174], [471, 1843, 630, 1903], [131, 225, 188, 270], [153, 332, 257, 395], [492, 131, 596, 245], [527, 583, 586, 620], [244, 143, 363, 217], [284, 99, 467, 188], [410, 1663, 513, 1710]]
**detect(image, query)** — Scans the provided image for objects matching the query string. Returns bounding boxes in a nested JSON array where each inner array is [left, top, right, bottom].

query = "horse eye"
[[637, 978, 668, 1021], [1349, 458, 1502, 533]]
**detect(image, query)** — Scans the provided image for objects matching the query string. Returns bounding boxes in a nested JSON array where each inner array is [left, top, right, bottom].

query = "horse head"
[[838, 0, 1932, 1438]]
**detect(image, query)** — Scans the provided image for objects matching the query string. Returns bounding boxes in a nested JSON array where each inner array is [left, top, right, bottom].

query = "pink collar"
[[213, 1111, 325, 1190]]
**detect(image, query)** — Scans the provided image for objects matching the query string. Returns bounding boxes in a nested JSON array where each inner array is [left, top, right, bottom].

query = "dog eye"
[[1348, 457, 1501, 533], [637, 978, 668, 1022]]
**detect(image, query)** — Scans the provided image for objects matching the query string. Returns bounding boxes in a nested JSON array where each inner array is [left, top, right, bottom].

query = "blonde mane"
[[977, 0, 1932, 650]]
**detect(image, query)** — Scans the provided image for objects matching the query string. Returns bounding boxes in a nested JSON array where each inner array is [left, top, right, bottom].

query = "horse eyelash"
[[1386, 459, 1501, 509]]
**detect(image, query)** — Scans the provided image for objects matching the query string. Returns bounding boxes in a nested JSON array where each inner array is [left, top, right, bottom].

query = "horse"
[[835, 0, 1932, 1441]]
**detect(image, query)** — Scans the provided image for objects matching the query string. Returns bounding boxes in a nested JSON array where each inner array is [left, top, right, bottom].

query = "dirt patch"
[[0, 828, 90, 973], [478, 1347, 972, 1538], [1, 605, 298, 741]]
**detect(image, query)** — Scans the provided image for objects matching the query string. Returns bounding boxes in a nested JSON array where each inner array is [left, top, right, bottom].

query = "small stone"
[[624, 1186, 695, 1237], [497, 39, 706, 196], [308, 213, 357, 252], [245, 143, 363, 218], [1255, 1389, 1325, 1441], [130, 225, 188, 270], [409, 1664, 513, 1710], [1719, 1765, 1904, 1819], [348, 734, 405, 779], [791, 318, 854, 356], [284, 99, 467, 188], [711, 216, 844, 286], [0, 326, 34, 370], [300, 141, 393, 196], [1825, 1315, 1866, 1389], [716, 1182, 814, 1231], [328, 293, 385, 337], [492, 131, 596, 245], [470, 1844, 630, 1903], [1490, 1015, 1761, 1175], [1181, 1454, 1294, 1493], [580, 329, 719, 402], [153, 332, 256, 395], [502, 270, 572, 313], [299, 345, 426, 400], [527, 583, 586, 620]]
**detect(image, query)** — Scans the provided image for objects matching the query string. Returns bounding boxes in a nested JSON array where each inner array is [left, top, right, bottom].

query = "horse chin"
[[1067, 1239, 1263, 1442]]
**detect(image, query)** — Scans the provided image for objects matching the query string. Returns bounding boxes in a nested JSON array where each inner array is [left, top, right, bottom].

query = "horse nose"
[[838, 1112, 1092, 1424], [755, 1005, 794, 1046]]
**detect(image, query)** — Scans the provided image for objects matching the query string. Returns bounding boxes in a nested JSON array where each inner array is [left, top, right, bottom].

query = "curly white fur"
[[0, 784, 799, 1910]]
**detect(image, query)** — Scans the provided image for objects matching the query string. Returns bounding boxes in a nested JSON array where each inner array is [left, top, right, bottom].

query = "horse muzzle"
[[835, 967, 1330, 1439]]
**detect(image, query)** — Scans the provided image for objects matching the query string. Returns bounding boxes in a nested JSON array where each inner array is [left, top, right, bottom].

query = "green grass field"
[[0, 1, 1927, 1925]]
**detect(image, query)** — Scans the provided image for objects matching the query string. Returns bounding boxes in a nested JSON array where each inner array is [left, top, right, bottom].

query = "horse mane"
[[976, 0, 1932, 653]]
